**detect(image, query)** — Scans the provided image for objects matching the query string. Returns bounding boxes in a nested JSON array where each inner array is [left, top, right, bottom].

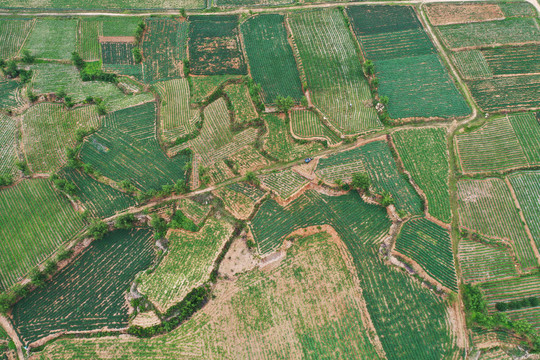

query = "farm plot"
[[154, 79, 199, 143], [213, 185, 261, 220], [12, 228, 155, 346], [188, 16, 247, 76], [139, 219, 233, 312], [290, 110, 342, 145], [358, 141, 423, 216], [316, 147, 366, 184], [23, 18, 77, 60], [30, 63, 154, 111], [227, 182, 265, 201], [259, 169, 308, 199], [217, 0, 292, 7], [482, 45, 540, 75], [457, 178, 538, 271], [0, 179, 85, 290], [22, 103, 100, 174], [393, 127, 451, 223], [176, 198, 211, 226], [76, 20, 101, 60], [357, 28, 434, 60], [141, 18, 188, 83], [424, 3, 505, 26], [436, 18, 540, 50], [468, 75, 540, 112], [224, 83, 258, 124], [459, 238, 518, 283], [395, 218, 457, 291], [451, 50, 493, 80], [0, 0, 205, 10], [288, 9, 381, 134], [0, 114, 16, 176], [345, 5, 422, 35], [80, 102, 190, 191], [0, 19, 34, 59], [190, 75, 240, 104], [263, 114, 322, 162], [456, 115, 540, 173], [499, 2, 537, 17], [0, 79, 22, 110], [59, 168, 137, 219], [506, 307, 540, 330], [241, 14, 304, 103], [101, 17, 142, 37], [226, 146, 271, 176], [101, 41, 136, 65], [480, 274, 540, 306], [508, 171, 540, 251]]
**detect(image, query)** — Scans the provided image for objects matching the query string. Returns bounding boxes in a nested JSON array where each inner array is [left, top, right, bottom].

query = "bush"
[[168, 210, 198, 232], [71, 51, 85, 70], [380, 191, 394, 207], [87, 219, 109, 240], [275, 95, 295, 114], [15, 160, 30, 176], [150, 214, 167, 239], [174, 179, 189, 194], [26, 88, 38, 102], [115, 213, 136, 229], [351, 172, 371, 193], [96, 103, 107, 116], [0, 174, 13, 187], [244, 171, 259, 186], [363, 59, 375, 76], [132, 47, 142, 63], [53, 178, 77, 196]]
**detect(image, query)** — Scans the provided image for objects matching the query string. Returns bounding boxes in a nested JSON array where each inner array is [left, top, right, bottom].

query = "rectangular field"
[[0, 114, 16, 176], [468, 75, 540, 112], [459, 238, 518, 283], [480, 274, 540, 305], [482, 45, 540, 75], [316, 147, 366, 183], [23, 18, 77, 60], [188, 16, 247, 76], [451, 50, 493, 80], [288, 8, 381, 134], [241, 14, 304, 103], [224, 83, 258, 124], [345, 5, 422, 35], [0, 19, 34, 59], [508, 171, 540, 251], [76, 19, 101, 60], [0, 179, 85, 290], [101, 41, 136, 65], [393, 127, 451, 223], [425, 3, 505, 26]]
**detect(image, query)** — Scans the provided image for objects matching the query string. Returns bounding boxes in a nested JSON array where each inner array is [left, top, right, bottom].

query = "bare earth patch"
[[425, 4, 505, 26]]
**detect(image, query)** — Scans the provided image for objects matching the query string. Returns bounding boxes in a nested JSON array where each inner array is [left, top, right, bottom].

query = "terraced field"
[[288, 8, 381, 134], [508, 171, 540, 251], [80, 102, 190, 191], [12, 228, 156, 346], [316, 147, 366, 183], [457, 178, 538, 271], [0, 114, 17, 176], [395, 218, 457, 291], [0, 19, 35, 59], [459, 238, 518, 283], [22, 103, 100, 174], [213, 185, 262, 220], [23, 18, 77, 60], [259, 169, 308, 199], [393, 127, 451, 223], [290, 110, 342, 145], [0, 179, 85, 290], [139, 219, 233, 312], [480, 274, 540, 306], [224, 83, 258, 124], [241, 14, 304, 103], [468, 75, 540, 112]]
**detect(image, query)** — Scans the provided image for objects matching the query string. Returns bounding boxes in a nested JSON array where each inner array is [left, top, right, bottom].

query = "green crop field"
[[395, 218, 457, 291], [316, 147, 366, 183], [12, 228, 155, 346], [0, 114, 16, 176], [482, 45, 540, 75], [80, 102, 190, 191], [190, 75, 239, 104], [508, 171, 540, 251], [59, 168, 137, 219], [346, 5, 422, 35], [263, 114, 322, 162], [139, 219, 233, 312], [356, 28, 434, 60], [480, 274, 540, 306], [24, 18, 77, 60], [101, 17, 142, 37], [154, 79, 199, 142], [437, 18, 540, 50], [227, 182, 265, 201], [393, 127, 451, 223], [101, 42, 136, 65], [241, 14, 304, 103], [457, 178, 538, 271], [0, 19, 34, 59], [0, 179, 85, 290], [76, 20, 101, 60], [288, 8, 381, 134], [214, 185, 261, 219], [290, 110, 342, 145], [217, 0, 292, 7], [188, 16, 247, 76], [468, 75, 540, 112], [0, 80, 23, 110], [451, 50, 493, 80], [0, 0, 205, 10], [459, 238, 518, 283], [499, 1, 537, 17], [177, 198, 211, 225], [224, 83, 258, 124], [22, 103, 100, 174], [456, 114, 540, 173], [260, 169, 308, 199], [142, 18, 188, 83]]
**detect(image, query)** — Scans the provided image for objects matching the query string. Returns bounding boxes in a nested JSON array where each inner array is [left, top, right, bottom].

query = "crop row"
[[0, 19, 34, 59], [468, 75, 540, 112], [76, 20, 101, 60], [0, 114, 17, 175], [290, 110, 341, 145], [260, 169, 308, 199], [508, 171, 540, 252], [224, 83, 258, 124], [480, 274, 540, 304]]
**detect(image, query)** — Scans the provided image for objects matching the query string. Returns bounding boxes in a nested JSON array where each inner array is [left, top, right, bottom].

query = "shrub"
[[132, 47, 142, 63], [275, 95, 295, 113], [87, 219, 109, 240], [115, 213, 136, 229], [0, 174, 13, 187]]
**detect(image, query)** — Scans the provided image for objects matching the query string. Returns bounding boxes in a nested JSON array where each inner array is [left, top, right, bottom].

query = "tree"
[[0, 174, 13, 187], [363, 59, 375, 76], [115, 213, 136, 229], [275, 95, 295, 114], [56, 89, 67, 99], [351, 172, 371, 192], [26, 88, 38, 102], [150, 214, 167, 239], [244, 171, 259, 186], [96, 103, 107, 116], [300, 96, 308, 108], [4, 60, 18, 78], [380, 191, 394, 207], [21, 49, 35, 64], [496, 302, 509, 311], [175, 179, 189, 194], [87, 219, 109, 240], [380, 95, 389, 106], [71, 51, 85, 70], [132, 47, 142, 63]]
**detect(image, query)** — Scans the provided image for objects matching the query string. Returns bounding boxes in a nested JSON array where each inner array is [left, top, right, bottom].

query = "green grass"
[[188, 16, 247, 76], [482, 45, 540, 75], [395, 217, 458, 291], [154, 78, 199, 143], [12, 228, 155, 346], [451, 50, 493, 80], [508, 171, 540, 252], [224, 83, 258, 124], [437, 18, 540, 49], [393, 127, 451, 223], [259, 169, 308, 199], [139, 218, 233, 312], [457, 178, 538, 271], [241, 14, 304, 103], [468, 75, 540, 112], [24, 18, 77, 60], [0, 114, 16, 176], [0, 19, 34, 59], [0, 179, 85, 290], [290, 110, 342, 145], [101, 17, 142, 37], [80, 102, 190, 191], [288, 8, 381, 134], [59, 168, 137, 219], [263, 114, 322, 162], [459, 238, 518, 283], [22, 103, 100, 174], [76, 19, 101, 61]]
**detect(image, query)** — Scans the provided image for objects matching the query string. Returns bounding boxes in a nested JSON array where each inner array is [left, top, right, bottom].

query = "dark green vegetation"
[[80, 102, 190, 191], [395, 218, 458, 291], [188, 16, 247, 76], [12, 228, 156, 345], [241, 14, 304, 103]]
